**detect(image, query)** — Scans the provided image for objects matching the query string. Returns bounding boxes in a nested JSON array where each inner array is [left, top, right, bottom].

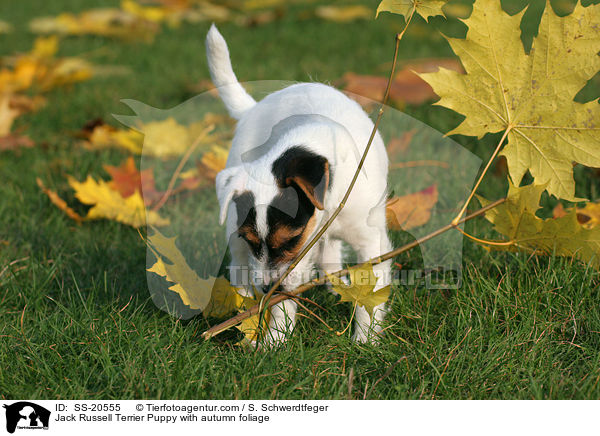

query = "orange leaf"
[[0, 134, 34, 151], [387, 129, 416, 159], [386, 184, 438, 230], [104, 156, 163, 206], [341, 58, 463, 107], [37, 177, 83, 223]]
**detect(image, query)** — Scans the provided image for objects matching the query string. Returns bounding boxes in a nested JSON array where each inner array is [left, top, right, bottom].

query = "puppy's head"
[[217, 146, 330, 289]]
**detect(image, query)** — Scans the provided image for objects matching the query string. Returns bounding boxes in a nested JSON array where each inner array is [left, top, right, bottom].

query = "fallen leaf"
[[8, 94, 46, 113], [327, 263, 390, 317], [30, 9, 159, 41], [0, 134, 34, 151], [377, 0, 447, 21], [341, 58, 463, 106], [37, 178, 84, 223], [315, 5, 372, 22], [241, 0, 286, 9], [84, 123, 144, 154], [0, 36, 96, 94], [419, 0, 600, 201], [104, 156, 163, 206], [554, 202, 600, 229], [0, 94, 21, 136], [481, 182, 600, 266], [68, 175, 169, 227], [203, 278, 254, 318], [386, 184, 438, 230], [198, 146, 228, 181], [147, 228, 213, 310], [387, 129, 416, 159]]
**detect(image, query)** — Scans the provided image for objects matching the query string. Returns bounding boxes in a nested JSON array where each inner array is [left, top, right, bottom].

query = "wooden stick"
[[201, 197, 506, 340]]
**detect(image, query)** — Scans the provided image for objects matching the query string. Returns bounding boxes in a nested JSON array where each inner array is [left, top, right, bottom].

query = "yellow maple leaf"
[[315, 5, 373, 22], [327, 263, 390, 317], [203, 278, 254, 319], [68, 175, 169, 227], [30, 35, 59, 59], [234, 291, 271, 346], [140, 117, 191, 158], [420, 0, 600, 201], [121, 0, 170, 23], [86, 124, 144, 154], [30, 9, 158, 41], [376, 0, 447, 21], [146, 229, 214, 310], [480, 182, 600, 267]]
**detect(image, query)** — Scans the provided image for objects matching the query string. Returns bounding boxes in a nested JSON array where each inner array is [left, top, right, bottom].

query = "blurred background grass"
[[1, 0, 600, 399]]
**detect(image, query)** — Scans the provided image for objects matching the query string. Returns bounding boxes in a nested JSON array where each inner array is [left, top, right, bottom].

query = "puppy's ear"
[[272, 147, 330, 210], [215, 166, 248, 225]]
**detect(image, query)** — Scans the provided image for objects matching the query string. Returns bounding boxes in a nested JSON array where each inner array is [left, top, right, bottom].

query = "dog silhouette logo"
[[2, 402, 50, 433]]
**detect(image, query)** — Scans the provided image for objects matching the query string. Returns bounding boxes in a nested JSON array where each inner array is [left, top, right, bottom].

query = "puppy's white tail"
[[206, 24, 256, 120]]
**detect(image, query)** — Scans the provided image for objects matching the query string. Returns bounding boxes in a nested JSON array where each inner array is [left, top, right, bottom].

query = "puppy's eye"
[[281, 235, 301, 251]]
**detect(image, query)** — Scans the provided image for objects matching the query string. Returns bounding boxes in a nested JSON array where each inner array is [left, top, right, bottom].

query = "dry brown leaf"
[[341, 58, 463, 107], [387, 129, 416, 159], [386, 184, 438, 230], [0, 134, 34, 151]]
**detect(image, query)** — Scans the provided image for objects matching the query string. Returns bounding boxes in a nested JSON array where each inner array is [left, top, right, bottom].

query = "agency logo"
[[2, 402, 50, 434]]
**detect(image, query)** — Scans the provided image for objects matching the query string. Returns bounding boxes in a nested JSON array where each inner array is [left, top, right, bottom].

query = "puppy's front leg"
[[263, 299, 298, 348], [227, 233, 254, 298], [351, 225, 392, 343], [261, 256, 315, 348]]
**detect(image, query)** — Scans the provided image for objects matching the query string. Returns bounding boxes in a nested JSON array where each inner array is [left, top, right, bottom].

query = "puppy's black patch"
[[271, 146, 331, 210], [233, 191, 262, 258], [266, 186, 315, 264]]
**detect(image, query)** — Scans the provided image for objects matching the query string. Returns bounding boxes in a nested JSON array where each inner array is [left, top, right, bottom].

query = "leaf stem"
[[451, 125, 512, 226], [336, 302, 357, 336], [453, 225, 514, 247]]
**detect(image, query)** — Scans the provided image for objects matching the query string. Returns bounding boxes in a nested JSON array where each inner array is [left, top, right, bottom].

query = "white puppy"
[[206, 24, 392, 345]]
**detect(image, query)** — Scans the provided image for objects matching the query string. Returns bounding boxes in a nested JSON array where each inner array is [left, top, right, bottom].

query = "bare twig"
[[201, 198, 506, 340]]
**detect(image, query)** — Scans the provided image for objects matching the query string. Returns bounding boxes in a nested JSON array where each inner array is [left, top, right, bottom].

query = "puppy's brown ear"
[[272, 147, 330, 210]]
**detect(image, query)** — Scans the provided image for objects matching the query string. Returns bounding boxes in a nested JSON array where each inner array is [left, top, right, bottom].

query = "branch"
[[201, 197, 506, 340]]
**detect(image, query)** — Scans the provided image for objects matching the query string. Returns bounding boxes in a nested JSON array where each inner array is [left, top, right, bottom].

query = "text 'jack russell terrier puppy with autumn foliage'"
[[206, 24, 392, 346]]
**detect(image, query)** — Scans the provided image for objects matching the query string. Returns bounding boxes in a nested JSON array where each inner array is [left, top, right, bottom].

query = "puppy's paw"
[[351, 326, 383, 344], [260, 328, 291, 349], [235, 286, 255, 298]]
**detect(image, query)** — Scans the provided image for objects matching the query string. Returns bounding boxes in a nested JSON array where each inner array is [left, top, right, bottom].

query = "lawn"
[[1, 0, 600, 400]]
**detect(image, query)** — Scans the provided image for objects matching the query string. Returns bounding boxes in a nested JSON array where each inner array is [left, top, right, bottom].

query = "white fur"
[[207, 25, 392, 346]]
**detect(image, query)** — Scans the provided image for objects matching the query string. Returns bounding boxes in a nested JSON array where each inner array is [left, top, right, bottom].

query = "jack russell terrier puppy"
[[206, 24, 392, 345]]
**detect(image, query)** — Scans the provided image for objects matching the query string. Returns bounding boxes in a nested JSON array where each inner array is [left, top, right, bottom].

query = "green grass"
[[1, 0, 600, 399]]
